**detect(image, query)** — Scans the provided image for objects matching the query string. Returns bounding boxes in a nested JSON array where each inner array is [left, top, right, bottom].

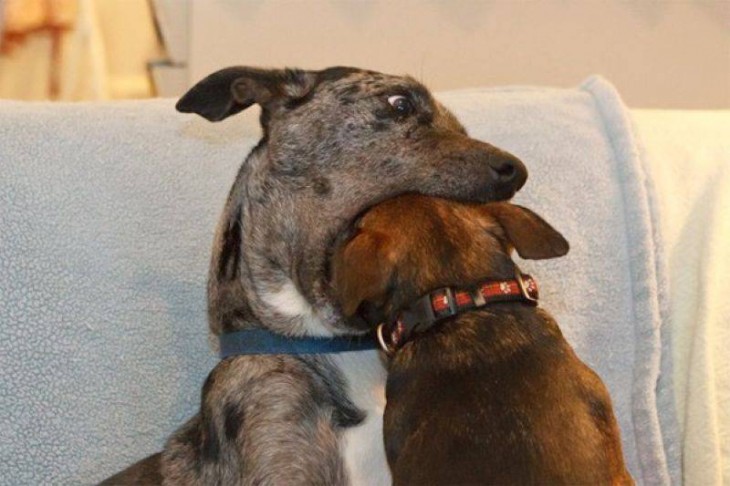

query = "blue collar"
[[219, 328, 379, 358]]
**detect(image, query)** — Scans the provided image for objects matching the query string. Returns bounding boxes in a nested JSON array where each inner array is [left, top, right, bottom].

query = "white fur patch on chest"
[[259, 278, 333, 336], [334, 350, 391, 486], [261, 278, 390, 484]]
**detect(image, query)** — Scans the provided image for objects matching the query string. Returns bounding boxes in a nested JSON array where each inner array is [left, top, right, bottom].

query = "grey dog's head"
[[177, 66, 527, 336]]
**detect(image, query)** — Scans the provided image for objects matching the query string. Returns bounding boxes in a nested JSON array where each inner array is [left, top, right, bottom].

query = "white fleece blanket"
[[634, 109, 730, 485], [0, 77, 680, 484]]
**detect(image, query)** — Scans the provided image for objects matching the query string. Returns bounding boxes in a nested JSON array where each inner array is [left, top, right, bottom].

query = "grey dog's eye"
[[387, 95, 414, 116]]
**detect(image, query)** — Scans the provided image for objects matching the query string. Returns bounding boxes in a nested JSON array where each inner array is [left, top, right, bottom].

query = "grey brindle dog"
[[102, 66, 527, 485]]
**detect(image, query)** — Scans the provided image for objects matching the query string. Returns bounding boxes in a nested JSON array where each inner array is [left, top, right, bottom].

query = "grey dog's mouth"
[[471, 180, 521, 204]]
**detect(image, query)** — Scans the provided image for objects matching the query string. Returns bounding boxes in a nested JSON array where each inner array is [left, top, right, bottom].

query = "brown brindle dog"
[[332, 194, 633, 485]]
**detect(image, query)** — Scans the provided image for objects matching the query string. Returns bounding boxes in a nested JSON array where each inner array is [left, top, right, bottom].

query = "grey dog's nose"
[[489, 152, 527, 191]]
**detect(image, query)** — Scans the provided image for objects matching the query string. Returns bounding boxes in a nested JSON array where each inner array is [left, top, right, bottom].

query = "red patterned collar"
[[376, 267, 539, 354]]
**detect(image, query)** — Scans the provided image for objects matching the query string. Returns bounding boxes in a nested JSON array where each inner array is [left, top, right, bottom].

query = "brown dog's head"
[[179, 66, 530, 335], [331, 195, 569, 329]]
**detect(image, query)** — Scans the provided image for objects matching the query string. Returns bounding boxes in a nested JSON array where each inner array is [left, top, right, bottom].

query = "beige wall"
[[190, 0, 730, 109]]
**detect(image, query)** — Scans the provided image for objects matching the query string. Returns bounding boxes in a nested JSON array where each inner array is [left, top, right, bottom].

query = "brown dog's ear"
[[176, 67, 316, 122], [489, 203, 570, 260], [332, 230, 395, 321]]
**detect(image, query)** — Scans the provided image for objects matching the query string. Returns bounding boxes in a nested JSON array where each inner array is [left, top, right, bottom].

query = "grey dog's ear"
[[488, 203, 570, 260], [176, 67, 316, 122]]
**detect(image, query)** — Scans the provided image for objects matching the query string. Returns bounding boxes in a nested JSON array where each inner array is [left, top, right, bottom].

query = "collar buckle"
[[514, 266, 538, 305]]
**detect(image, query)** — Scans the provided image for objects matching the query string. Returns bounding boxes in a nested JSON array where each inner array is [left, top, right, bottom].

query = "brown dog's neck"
[[384, 251, 518, 318], [376, 261, 544, 354], [396, 304, 563, 368]]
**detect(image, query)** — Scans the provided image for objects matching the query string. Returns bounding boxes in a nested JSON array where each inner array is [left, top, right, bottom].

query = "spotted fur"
[[102, 66, 527, 485]]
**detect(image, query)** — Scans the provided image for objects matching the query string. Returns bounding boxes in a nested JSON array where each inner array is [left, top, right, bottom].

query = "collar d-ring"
[[376, 323, 395, 355]]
